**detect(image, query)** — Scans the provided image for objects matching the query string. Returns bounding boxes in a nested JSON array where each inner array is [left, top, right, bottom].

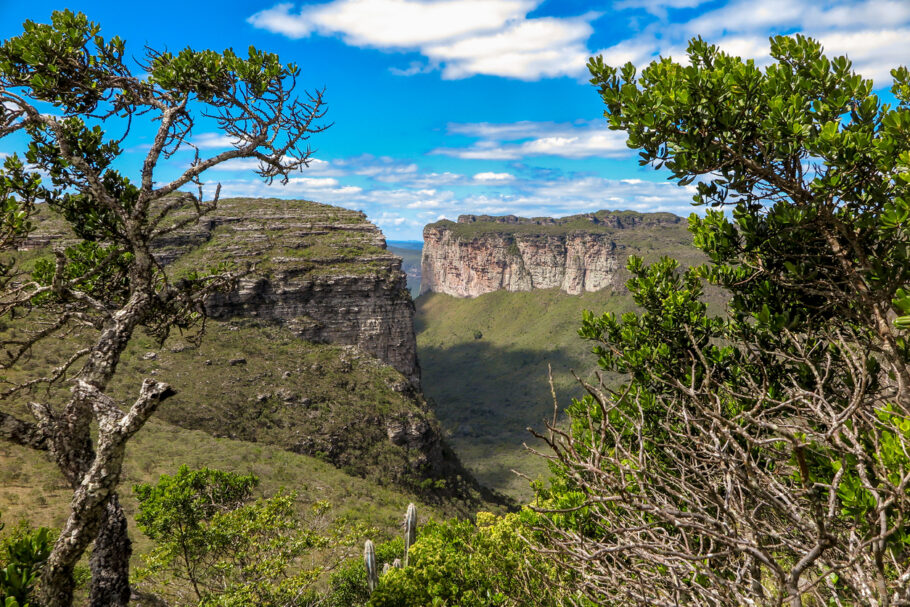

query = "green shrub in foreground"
[[367, 511, 571, 607]]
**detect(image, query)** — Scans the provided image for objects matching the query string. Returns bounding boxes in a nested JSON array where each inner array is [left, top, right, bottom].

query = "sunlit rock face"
[[420, 211, 683, 298], [156, 197, 421, 386]]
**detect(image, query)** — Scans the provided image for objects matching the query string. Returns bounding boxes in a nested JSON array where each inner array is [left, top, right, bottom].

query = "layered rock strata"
[[421, 210, 684, 298], [161, 198, 420, 386], [24, 198, 420, 386]]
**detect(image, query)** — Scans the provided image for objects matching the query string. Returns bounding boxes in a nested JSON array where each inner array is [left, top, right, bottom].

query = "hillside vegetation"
[[416, 289, 636, 499]]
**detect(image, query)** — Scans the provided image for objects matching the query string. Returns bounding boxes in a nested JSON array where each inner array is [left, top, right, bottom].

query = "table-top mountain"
[[420, 210, 692, 298]]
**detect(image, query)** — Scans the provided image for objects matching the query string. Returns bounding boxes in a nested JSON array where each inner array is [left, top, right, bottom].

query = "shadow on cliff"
[[418, 339, 601, 497]]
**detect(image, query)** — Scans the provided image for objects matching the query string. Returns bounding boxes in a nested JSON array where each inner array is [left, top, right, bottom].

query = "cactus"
[[404, 502, 417, 567], [364, 503, 418, 595], [364, 539, 378, 592]]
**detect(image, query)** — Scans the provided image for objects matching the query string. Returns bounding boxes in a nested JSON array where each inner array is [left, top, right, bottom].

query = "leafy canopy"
[[531, 35, 910, 606]]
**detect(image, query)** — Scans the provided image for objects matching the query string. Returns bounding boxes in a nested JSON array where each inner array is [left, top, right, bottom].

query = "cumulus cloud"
[[248, 0, 596, 80], [204, 177, 362, 200], [596, 0, 910, 86], [247, 0, 534, 45], [473, 172, 515, 183], [433, 120, 629, 159], [200, 163, 701, 238], [423, 15, 594, 80]]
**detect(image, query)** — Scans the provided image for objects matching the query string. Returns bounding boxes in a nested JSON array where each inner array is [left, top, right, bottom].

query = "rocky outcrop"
[[161, 198, 421, 386], [22, 198, 420, 385], [421, 210, 685, 298]]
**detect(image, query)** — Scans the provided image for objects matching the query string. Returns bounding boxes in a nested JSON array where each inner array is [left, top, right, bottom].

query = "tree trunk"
[[89, 493, 132, 607], [37, 379, 170, 607]]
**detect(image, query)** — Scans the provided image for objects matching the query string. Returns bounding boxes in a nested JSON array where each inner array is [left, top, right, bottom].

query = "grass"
[[430, 209, 686, 240], [164, 198, 392, 279], [0, 415, 453, 580], [416, 289, 638, 500]]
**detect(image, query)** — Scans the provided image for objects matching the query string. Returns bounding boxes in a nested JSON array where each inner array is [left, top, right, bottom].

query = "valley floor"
[[415, 289, 635, 500]]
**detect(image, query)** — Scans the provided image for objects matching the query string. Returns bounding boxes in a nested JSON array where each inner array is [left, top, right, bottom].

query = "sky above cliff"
[[0, 0, 906, 239]]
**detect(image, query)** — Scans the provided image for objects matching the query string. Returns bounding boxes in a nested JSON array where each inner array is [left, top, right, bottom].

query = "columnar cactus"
[[364, 539, 378, 592], [403, 502, 417, 567], [364, 503, 418, 595]]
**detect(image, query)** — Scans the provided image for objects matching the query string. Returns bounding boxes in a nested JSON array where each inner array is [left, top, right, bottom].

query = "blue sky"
[[0, 1, 906, 240]]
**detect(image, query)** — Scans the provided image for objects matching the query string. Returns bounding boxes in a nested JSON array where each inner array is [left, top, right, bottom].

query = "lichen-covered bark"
[[89, 495, 132, 607], [37, 378, 171, 607]]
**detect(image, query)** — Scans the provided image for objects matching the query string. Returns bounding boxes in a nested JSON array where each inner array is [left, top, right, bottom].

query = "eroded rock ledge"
[[160, 198, 420, 386]]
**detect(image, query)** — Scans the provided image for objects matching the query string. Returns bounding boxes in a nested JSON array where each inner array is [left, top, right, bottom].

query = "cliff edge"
[[159, 198, 420, 386], [420, 210, 688, 298]]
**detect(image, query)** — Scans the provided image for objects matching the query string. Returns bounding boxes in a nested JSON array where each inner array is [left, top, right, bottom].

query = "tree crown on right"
[[534, 35, 910, 607]]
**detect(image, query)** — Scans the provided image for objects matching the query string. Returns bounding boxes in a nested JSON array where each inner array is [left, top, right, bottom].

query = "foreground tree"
[[533, 36, 910, 606], [0, 10, 326, 606], [134, 467, 360, 607]]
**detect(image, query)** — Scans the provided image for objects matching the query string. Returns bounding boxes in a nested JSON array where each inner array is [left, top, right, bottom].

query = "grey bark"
[[89, 494, 132, 607]]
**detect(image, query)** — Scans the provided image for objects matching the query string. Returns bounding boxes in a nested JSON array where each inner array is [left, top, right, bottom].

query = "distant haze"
[[388, 241, 423, 297]]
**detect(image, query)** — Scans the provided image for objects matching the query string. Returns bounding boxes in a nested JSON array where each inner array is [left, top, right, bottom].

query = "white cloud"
[[473, 172, 515, 182], [408, 172, 465, 187], [201, 166, 703, 239], [389, 61, 436, 76], [433, 120, 629, 159], [683, 0, 910, 39], [424, 15, 594, 80], [615, 0, 712, 11], [248, 0, 534, 46], [207, 156, 344, 176], [249, 0, 596, 80], [815, 27, 910, 83], [597, 0, 910, 86], [206, 177, 361, 200], [192, 133, 239, 149]]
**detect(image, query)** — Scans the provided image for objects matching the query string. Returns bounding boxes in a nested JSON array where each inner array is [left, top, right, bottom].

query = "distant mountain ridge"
[[420, 210, 693, 298]]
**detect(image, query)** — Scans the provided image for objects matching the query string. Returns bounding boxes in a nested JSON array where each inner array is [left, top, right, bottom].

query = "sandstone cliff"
[[19, 199, 505, 507], [421, 210, 688, 298], [158, 198, 420, 386]]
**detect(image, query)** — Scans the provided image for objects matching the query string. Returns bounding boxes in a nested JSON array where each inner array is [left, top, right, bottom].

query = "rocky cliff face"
[[159, 198, 420, 386], [421, 210, 685, 298], [19, 198, 505, 507]]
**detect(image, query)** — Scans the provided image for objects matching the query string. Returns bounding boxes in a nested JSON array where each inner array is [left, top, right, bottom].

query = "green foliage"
[[0, 515, 53, 607], [535, 33, 910, 605], [134, 467, 363, 607], [325, 538, 404, 607], [367, 511, 568, 607], [134, 465, 258, 544]]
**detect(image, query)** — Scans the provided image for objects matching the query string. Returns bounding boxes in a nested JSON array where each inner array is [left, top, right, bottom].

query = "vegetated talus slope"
[[0, 415, 453, 566], [416, 289, 636, 501], [12, 200, 503, 511], [108, 320, 495, 507]]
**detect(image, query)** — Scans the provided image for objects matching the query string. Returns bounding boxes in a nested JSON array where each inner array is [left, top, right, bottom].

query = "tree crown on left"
[[0, 11, 327, 607]]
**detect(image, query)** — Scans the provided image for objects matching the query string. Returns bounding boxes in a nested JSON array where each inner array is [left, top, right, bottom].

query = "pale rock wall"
[[421, 228, 623, 297], [420, 211, 683, 298], [162, 198, 422, 386]]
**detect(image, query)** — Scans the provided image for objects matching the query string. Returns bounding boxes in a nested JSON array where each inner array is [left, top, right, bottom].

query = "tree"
[[532, 36, 910, 606], [0, 10, 327, 606], [134, 467, 361, 607]]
